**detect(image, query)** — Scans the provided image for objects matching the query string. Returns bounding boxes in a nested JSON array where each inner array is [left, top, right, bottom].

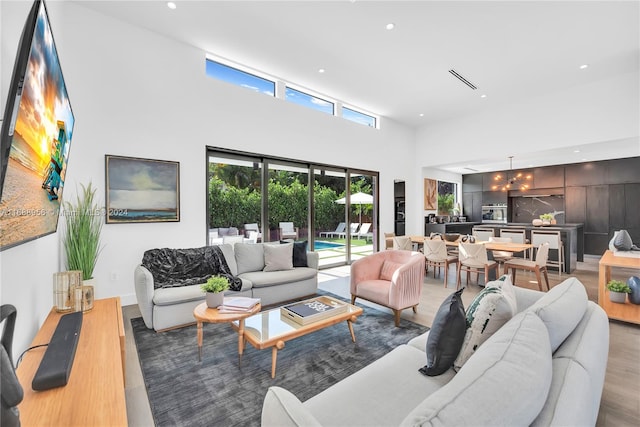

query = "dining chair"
[[392, 236, 413, 251], [472, 226, 495, 242], [384, 232, 395, 250], [531, 230, 564, 276], [504, 242, 550, 291], [423, 238, 458, 287], [456, 242, 498, 289]]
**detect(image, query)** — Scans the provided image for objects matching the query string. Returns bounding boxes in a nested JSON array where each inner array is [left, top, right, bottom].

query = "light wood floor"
[[122, 255, 640, 426]]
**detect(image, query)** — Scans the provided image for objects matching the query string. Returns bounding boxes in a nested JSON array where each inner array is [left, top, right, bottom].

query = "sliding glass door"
[[206, 148, 378, 267]]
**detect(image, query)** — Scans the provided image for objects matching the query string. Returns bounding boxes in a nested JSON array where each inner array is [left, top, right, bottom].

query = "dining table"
[[410, 235, 535, 260]]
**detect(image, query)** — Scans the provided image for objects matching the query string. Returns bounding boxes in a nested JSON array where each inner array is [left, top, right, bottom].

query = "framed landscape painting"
[[105, 155, 180, 223]]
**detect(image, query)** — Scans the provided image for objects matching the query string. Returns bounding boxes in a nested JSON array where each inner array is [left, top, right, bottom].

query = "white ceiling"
[[75, 0, 640, 174]]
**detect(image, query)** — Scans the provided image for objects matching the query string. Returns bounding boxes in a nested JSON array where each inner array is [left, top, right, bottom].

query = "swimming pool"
[[314, 241, 345, 250]]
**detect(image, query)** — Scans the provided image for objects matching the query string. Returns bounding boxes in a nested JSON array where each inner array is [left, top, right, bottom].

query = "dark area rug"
[[131, 292, 428, 426]]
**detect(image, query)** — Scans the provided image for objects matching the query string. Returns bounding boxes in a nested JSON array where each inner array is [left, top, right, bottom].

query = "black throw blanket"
[[141, 246, 242, 291]]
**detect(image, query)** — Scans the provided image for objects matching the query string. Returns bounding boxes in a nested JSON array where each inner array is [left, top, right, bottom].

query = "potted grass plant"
[[63, 183, 103, 283], [201, 276, 230, 308], [606, 280, 631, 304]]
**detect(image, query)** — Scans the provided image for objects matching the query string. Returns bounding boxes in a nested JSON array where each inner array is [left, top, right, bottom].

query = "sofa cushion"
[[239, 267, 317, 288], [217, 243, 238, 276], [454, 274, 516, 371], [235, 243, 265, 274], [526, 277, 588, 352], [402, 311, 553, 427], [262, 387, 322, 427], [420, 289, 466, 376], [264, 243, 294, 272], [305, 345, 454, 426], [380, 260, 404, 281], [153, 284, 204, 306]]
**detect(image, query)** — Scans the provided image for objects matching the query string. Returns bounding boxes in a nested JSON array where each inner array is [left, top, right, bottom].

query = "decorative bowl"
[[443, 233, 461, 242]]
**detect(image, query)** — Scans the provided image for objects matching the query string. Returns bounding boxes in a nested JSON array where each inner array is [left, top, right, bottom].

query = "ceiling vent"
[[463, 166, 479, 172], [448, 69, 477, 90]]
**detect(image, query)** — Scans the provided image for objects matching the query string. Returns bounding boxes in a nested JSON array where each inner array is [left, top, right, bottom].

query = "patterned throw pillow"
[[453, 275, 517, 371], [380, 260, 404, 281]]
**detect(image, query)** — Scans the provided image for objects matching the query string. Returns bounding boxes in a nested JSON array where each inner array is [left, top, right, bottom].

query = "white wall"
[[0, 1, 416, 356]]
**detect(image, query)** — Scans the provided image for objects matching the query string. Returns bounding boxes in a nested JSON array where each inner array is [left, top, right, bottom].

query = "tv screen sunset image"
[[0, 1, 74, 250]]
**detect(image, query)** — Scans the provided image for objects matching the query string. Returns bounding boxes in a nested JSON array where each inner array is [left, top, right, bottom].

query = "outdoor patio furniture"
[[319, 222, 346, 238], [279, 222, 299, 240]]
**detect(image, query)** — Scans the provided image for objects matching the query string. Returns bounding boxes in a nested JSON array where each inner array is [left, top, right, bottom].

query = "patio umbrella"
[[335, 192, 373, 224]]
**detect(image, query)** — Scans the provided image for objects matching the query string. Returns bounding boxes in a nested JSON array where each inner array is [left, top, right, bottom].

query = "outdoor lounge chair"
[[338, 223, 360, 239], [320, 222, 346, 238], [355, 223, 372, 241]]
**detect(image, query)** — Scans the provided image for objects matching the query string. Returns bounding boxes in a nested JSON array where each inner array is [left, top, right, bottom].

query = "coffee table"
[[233, 296, 364, 378], [193, 300, 261, 362]]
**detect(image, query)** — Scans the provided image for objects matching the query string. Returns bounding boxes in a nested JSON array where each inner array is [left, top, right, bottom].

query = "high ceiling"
[[76, 0, 639, 173]]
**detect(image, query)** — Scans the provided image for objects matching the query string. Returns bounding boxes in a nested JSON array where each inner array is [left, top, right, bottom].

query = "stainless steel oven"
[[482, 205, 507, 223]]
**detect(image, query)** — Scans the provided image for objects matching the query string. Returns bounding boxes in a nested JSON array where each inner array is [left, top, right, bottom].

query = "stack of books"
[[217, 297, 261, 313]]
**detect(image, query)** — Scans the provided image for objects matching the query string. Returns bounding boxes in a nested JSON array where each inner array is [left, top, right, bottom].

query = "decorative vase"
[[628, 276, 640, 305], [542, 220, 551, 226], [608, 291, 627, 304], [205, 292, 224, 308]]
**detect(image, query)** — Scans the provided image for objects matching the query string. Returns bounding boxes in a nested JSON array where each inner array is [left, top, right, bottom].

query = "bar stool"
[[530, 229, 564, 276], [500, 228, 530, 259], [472, 226, 495, 242]]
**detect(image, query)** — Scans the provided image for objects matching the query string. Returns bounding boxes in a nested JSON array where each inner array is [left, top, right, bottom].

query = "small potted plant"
[[539, 213, 554, 226], [606, 280, 631, 304], [201, 276, 230, 308]]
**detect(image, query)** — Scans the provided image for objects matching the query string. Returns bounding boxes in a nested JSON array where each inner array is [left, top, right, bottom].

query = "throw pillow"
[[281, 240, 308, 267], [234, 243, 265, 274], [420, 288, 466, 376], [264, 243, 294, 272], [380, 260, 404, 281], [453, 275, 517, 371]]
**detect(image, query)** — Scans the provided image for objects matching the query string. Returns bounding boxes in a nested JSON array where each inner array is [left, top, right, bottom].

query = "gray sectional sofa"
[[262, 277, 609, 426], [134, 242, 319, 331]]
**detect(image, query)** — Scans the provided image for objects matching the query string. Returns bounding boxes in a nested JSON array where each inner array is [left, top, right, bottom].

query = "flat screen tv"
[[0, 0, 75, 251]]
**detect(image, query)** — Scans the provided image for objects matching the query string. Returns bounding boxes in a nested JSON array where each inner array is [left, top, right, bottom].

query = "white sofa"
[[134, 242, 319, 331], [262, 277, 609, 426]]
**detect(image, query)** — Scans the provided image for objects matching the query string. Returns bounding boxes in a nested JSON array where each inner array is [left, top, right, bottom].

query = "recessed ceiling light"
[[386, 23, 395, 30], [574, 149, 581, 153], [318, 68, 325, 74], [579, 64, 589, 69], [167, 2, 177, 9], [480, 94, 487, 98], [419, 113, 424, 117]]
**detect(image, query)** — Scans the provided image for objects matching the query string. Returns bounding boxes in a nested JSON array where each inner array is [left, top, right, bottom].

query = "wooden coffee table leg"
[[197, 321, 203, 361], [237, 318, 245, 367], [271, 341, 285, 379], [347, 316, 358, 342]]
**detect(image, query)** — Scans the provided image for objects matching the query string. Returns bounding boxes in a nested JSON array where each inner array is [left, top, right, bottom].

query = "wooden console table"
[[598, 250, 640, 324], [16, 297, 127, 426]]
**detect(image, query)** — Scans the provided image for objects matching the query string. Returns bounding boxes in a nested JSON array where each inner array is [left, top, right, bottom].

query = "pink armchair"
[[350, 250, 425, 327]]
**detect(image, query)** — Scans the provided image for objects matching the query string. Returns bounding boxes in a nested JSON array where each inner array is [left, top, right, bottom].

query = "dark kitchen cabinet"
[[533, 166, 564, 189]]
